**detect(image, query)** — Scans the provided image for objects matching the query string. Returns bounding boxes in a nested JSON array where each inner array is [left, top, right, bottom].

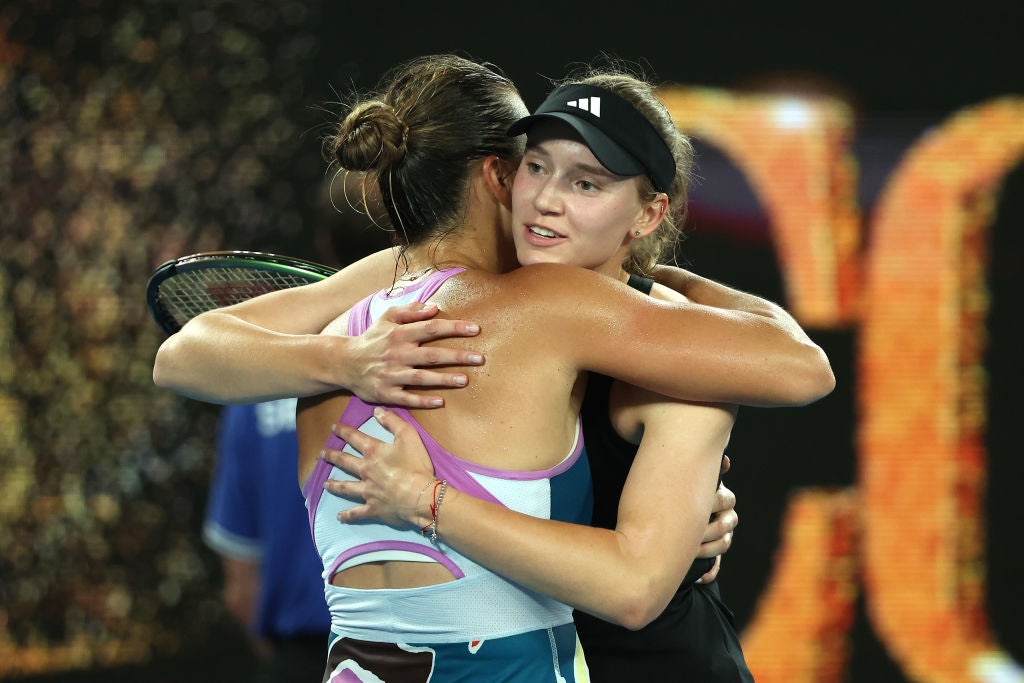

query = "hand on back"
[[339, 302, 485, 408]]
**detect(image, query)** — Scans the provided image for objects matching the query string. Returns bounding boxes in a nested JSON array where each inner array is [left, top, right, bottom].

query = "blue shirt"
[[203, 399, 331, 639]]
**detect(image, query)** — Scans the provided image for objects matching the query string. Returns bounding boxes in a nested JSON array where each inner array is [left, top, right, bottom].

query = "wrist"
[[418, 479, 452, 543], [318, 334, 356, 392], [412, 477, 441, 528]]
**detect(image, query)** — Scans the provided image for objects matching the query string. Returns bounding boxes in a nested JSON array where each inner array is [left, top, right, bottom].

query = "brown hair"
[[326, 54, 528, 254]]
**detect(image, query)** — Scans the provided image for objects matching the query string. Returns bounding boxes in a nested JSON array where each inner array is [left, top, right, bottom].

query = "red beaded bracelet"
[[420, 479, 448, 542]]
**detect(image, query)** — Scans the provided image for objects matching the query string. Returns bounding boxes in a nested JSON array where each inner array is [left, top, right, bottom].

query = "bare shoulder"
[[505, 263, 619, 291], [488, 264, 648, 312], [434, 264, 597, 308], [449, 266, 653, 335]]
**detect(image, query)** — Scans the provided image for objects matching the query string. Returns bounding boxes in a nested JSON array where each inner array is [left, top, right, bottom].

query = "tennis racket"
[[146, 250, 338, 335]]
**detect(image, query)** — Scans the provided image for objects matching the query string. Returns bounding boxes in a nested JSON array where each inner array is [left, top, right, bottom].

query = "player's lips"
[[523, 224, 566, 246]]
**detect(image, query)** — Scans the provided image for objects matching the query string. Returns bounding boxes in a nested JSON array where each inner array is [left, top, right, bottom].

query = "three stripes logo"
[[565, 96, 601, 117]]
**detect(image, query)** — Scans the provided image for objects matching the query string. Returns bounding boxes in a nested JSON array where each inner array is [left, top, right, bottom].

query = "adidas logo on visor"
[[566, 96, 601, 117]]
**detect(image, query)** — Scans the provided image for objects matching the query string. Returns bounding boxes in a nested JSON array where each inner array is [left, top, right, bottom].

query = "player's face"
[[511, 122, 649, 278]]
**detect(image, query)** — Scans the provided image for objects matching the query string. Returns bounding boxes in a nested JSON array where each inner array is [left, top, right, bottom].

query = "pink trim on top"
[[349, 268, 466, 335], [305, 401, 583, 548], [304, 266, 584, 563], [391, 407, 586, 483], [303, 268, 463, 540], [375, 268, 466, 301], [344, 295, 373, 335], [303, 400, 377, 544], [327, 541, 465, 581]]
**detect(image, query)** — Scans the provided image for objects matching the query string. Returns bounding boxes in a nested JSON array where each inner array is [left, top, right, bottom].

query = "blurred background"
[[1, 1, 1022, 681]]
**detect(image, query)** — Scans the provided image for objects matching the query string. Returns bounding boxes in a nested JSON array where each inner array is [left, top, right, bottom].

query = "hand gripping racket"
[[146, 250, 338, 335]]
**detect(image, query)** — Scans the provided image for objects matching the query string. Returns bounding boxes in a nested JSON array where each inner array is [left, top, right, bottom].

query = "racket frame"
[[146, 250, 337, 336]]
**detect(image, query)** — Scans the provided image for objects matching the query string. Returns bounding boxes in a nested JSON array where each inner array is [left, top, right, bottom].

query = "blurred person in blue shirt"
[[203, 398, 330, 682]]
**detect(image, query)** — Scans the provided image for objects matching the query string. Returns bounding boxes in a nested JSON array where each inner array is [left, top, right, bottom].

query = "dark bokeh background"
[[2, 1, 1021, 681]]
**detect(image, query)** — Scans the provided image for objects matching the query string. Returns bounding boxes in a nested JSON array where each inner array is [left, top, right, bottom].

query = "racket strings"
[[156, 267, 316, 328]]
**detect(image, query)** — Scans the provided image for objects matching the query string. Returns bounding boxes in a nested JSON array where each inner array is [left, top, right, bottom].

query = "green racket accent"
[[146, 251, 337, 336]]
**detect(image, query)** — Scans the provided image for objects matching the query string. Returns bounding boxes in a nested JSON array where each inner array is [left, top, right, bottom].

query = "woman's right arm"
[[152, 248, 483, 405]]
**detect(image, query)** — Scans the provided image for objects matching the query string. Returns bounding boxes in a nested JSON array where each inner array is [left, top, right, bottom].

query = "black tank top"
[[581, 273, 716, 584], [575, 274, 752, 683]]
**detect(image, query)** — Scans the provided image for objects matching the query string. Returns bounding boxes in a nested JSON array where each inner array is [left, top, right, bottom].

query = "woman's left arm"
[[326, 401, 735, 630]]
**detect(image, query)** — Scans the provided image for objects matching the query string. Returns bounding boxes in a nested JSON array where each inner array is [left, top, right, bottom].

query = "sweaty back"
[[301, 267, 593, 644]]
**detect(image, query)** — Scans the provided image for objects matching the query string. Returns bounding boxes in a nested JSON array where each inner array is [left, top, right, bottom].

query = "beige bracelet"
[[420, 479, 448, 543], [415, 478, 439, 527]]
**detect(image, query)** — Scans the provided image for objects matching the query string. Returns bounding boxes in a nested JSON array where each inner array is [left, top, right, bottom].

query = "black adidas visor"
[[508, 84, 675, 193]]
